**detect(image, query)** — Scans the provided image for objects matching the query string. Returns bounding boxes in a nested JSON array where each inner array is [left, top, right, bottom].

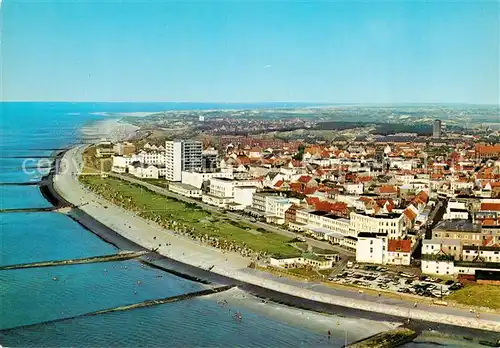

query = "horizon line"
[[1, 100, 499, 106]]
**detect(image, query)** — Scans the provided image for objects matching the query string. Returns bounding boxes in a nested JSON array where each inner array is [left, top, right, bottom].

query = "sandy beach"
[[79, 119, 139, 143], [52, 145, 500, 334]]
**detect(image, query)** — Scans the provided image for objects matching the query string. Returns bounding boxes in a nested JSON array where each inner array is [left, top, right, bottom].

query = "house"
[[462, 245, 500, 263], [376, 185, 399, 197], [269, 254, 334, 270], [422, 238, 462, 260], [386, 239, 412, 265], [168, 182, 202, 198], [128, 162, 160, 179]]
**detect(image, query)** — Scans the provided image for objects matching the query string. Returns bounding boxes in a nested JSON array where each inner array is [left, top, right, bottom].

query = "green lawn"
[[311, 246, 335, 254], [80, 176, 300, 258], [445, 284, 500, 310]]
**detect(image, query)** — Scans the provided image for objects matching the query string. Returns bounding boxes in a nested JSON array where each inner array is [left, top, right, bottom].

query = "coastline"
[[43, 146, 500, 340]]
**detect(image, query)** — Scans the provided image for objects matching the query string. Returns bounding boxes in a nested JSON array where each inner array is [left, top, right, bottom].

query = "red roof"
[[298, 175, 313, 184], [274, 180, 284, 188], [403, 207, 418, 221], [388, 239, 411, 253], [378, 185, 398, 194], [306, 197, 320, 206], [481, 203, 500, 212]]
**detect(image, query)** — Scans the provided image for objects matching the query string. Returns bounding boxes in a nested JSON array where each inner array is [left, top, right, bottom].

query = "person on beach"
[[327, 329, 331, 339]]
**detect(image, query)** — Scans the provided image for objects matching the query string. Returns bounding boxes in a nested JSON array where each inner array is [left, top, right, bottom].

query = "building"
[[356, 232, 388, 264], [269, 254, 335, 270], [202, 149, 219, 171], [113, 142, 136, 156], [168, 182, 202, 198], [111, 155, 133, 173], [165, 140, 203, 181], [202, 178, 261, 208], [422, 238, 462, 260], [350, 211, 406, 239], [95, 146, 115, 158], [233, 186, 258, 209], [248, 192, 279, 217], [475, 144, 500, 160], [387, 239, 412, 265], [128, 162, 161, 179], [462, 245, 500, 263], [265, 196, 293, 224], [433, 119, 442, 138], [443, 200, 469, 220], [181, 171, 233, 190], [431, 220, 482, 246]]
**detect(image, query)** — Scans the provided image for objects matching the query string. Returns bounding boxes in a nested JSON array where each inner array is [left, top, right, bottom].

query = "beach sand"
[[79, 119, 139, 143]]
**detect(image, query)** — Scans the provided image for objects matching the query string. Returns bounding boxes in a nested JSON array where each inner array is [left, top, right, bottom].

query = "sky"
[[1, 0, 499, 104]]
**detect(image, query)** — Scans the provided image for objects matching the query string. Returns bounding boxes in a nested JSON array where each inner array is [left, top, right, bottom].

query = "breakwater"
[[0, 207, 58, 213], [0, 251, 149, 270], [0, 285, 235, 333], [0, 182, 40, 186], [344, 326, 418, 348]]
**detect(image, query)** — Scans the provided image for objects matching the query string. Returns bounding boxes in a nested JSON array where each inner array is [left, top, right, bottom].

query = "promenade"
[[53, 146, 500, 333]]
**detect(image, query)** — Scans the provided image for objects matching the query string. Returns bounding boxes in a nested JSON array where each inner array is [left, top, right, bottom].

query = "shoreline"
[[43, 147, 500, 341]]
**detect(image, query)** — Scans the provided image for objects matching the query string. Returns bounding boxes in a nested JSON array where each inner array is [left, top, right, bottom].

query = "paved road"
[[108, 172, 354, 257]]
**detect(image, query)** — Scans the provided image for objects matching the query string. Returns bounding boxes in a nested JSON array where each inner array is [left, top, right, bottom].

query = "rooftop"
[[433, 220, 481, 233]]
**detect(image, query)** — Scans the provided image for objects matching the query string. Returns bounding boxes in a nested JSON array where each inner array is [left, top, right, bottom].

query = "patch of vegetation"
[[79, 176, 300, 258], [445, 284, 500, 310], [312, 246, 335, 254]]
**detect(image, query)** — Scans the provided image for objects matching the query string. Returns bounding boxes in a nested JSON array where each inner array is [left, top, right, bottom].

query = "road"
[[108, 172, 354, 257]]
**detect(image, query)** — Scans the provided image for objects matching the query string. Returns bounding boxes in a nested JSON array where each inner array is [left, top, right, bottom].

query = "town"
[[86, 116, 500, 307]]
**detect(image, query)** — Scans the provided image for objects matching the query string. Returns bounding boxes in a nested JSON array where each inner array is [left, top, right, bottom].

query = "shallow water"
[[1, 212, 117, 265]]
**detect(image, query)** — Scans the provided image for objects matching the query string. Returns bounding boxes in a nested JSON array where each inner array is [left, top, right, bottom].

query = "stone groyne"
[[0, 251, 149, 271], [0, 285, 235, 332]]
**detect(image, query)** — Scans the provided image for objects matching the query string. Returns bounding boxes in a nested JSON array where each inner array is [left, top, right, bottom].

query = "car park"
[[326, 263, 462, 299]]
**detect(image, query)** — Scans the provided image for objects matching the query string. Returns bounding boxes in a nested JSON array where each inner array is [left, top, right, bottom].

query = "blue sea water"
[[0, 102, 483, 347], [0, 212, 117, 266]]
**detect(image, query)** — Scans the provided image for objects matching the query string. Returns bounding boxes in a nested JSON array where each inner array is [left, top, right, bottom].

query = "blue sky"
[[2, 1, 499, 104]]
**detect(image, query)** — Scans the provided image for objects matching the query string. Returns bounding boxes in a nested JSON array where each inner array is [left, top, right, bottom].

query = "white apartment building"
[[137, 151, 166, 166], [356, 232, 388, 264], [265, 196, 292, 225], [350, 212, 405, 239], [128, 163, 160, 179], [181, 171, 233, 189], [443, 200, 469, 220], [202, 178, 261, 208], [462, 246, 500, 263], [165, 140, 203, 181], [233, 186, 257, 208], [345, 183, 364, 195], [421, 259, 455, 276], [111, 155, 133, 173]]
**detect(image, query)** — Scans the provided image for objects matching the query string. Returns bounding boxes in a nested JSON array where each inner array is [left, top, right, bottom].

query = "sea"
[[0, 102, 484, 347]]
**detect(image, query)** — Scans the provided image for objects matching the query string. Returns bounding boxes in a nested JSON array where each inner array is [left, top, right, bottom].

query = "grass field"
[[80, 176, 301, 258], [445, 284, 500, 310]]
